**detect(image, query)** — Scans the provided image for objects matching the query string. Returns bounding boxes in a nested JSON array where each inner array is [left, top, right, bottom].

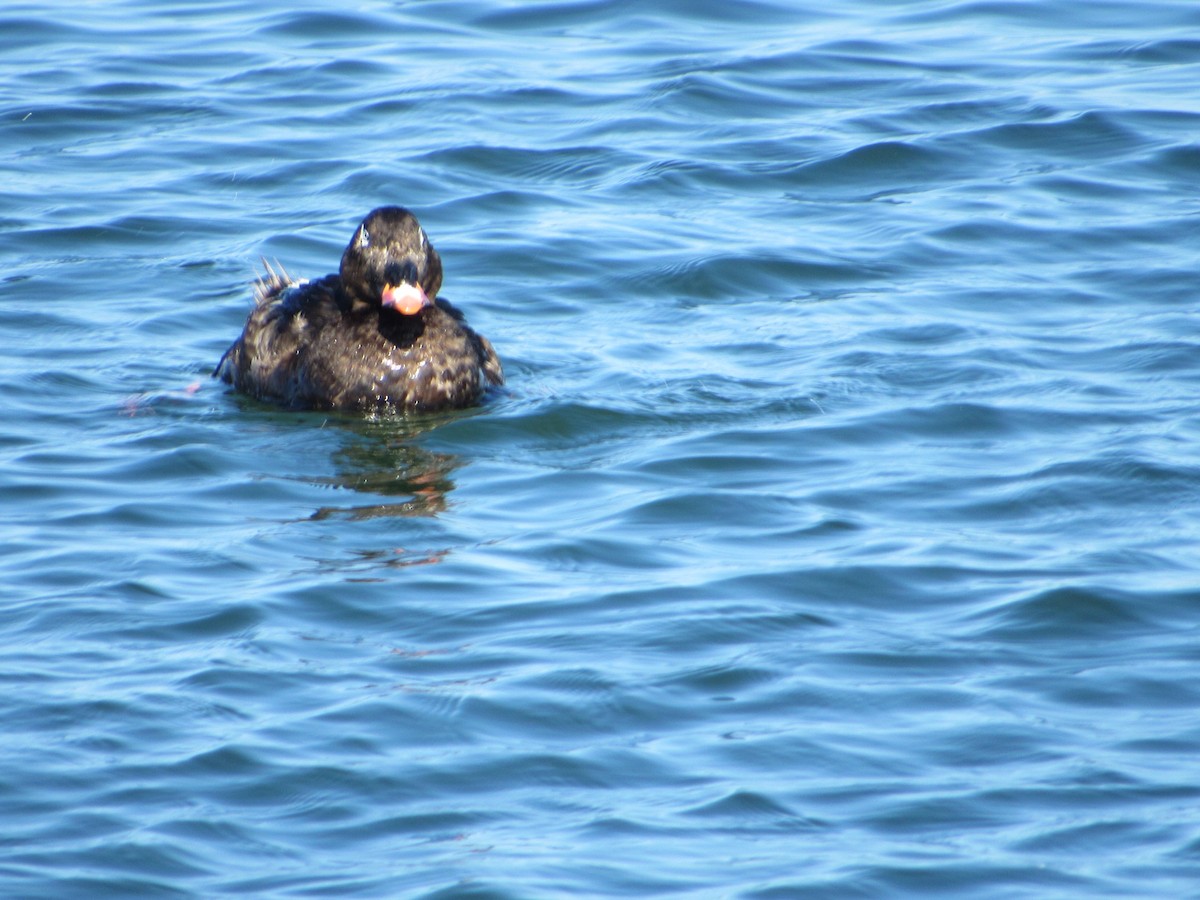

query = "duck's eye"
[[357, 226, 371, 249]]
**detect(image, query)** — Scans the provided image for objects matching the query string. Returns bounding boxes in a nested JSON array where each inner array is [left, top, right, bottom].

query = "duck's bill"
[[382, 282, 430, 315]]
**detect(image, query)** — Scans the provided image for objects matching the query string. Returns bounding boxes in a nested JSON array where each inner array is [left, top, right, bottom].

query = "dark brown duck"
[[215, 206, 503, 412]]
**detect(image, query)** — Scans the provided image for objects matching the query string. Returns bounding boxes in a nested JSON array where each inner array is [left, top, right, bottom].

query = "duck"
[[215, 206, 503, 413]]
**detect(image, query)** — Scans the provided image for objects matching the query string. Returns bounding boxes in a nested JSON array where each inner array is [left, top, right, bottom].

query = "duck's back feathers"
[[254, 257, 300, 305]]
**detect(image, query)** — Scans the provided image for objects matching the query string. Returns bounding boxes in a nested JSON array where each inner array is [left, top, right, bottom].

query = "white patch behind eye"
[[358, 226, 371, 249], [419, 228, 428, 250]]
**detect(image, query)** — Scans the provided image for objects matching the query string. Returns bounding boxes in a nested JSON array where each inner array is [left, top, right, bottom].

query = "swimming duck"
[[215, 206, 503, 412]]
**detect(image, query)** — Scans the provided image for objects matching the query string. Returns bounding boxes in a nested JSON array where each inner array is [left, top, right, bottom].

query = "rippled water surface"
[[5, 1, 1200, 896]]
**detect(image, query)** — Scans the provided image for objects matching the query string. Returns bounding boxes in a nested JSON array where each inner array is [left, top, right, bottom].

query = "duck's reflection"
[[307, 414, 463, 522]]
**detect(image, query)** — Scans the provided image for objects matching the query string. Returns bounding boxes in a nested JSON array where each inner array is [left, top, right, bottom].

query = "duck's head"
[[340, 206, 443, 315]]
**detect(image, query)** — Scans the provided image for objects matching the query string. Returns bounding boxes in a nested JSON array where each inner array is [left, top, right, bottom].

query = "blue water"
[[4, 1, 1200, 896]]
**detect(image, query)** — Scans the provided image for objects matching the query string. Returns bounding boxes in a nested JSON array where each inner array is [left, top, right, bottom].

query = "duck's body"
[[215, 207, 503, 413]]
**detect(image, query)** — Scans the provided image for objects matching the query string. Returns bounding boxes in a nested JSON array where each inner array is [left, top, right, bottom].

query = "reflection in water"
[[290, 415, 472, 578], [308, 415, 464, 522]]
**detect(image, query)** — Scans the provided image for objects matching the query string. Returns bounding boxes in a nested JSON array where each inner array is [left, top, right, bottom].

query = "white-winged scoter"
[[215, 206, 503, 412]]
